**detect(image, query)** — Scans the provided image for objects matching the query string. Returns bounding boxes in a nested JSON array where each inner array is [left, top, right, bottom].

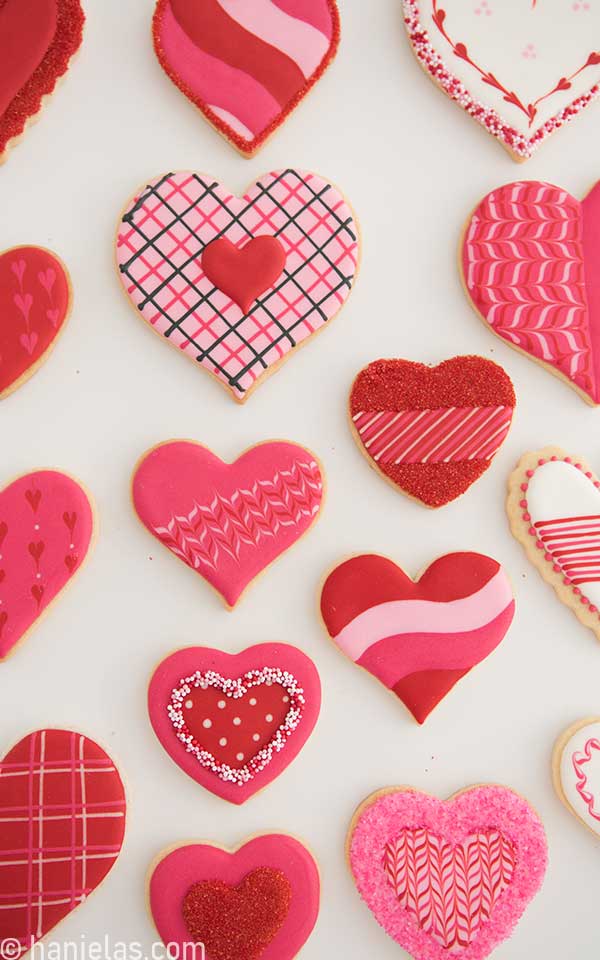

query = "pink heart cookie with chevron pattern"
[[132, 439, 324, 607], [348, 786, 547, 960], [462, 179, 600, 406]]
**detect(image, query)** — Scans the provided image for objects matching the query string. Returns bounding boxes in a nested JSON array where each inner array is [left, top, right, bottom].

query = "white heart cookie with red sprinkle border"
[[507, 447, 600, 639]]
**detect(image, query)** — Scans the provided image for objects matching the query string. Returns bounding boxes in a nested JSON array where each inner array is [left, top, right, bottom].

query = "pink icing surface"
[[149, 835, 320, 959], [270, 0, 333, 37], [349, 786, 547, 960], [581, 181, 600, 394], [148, 643, 321, 804]]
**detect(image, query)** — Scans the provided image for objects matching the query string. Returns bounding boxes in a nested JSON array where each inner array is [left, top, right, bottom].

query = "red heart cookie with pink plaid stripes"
[[0, 247, 71, 400], [0, 729, 126, 958], [0, 470, 95, 661], [148, 643, 321, 804], [348, 785, 547, 960], [0, 0, 84, 163], [349, 356, 515, 508], [116, 170, 360, 403]]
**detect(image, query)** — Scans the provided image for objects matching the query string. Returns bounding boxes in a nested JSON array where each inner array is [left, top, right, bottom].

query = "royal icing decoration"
[[0, 730, 126, 958], [148, 644, 321, 804], [321, 553, 514, 724], [404, 0, 600, 159], [554, 718, 600, 838], [116, 170, 359, 402], [0, 247, 71, 400], [463, 180, 600, 405], [0, 0, 84, 163], [348, 786, 547, 960], [132, 440, 324, 608], [149, 835, 320, 960], [0, 470, 95, 661], [350, 357, 515, 508], [507, 448, 600, 639], [152, 0, 340, 156]]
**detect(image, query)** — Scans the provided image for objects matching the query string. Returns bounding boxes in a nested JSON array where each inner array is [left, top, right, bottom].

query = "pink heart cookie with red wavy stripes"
[[508, 447, 600, 640], [0, 470, 95, 661], [116, 170, 359, 403], [152, 0, 340, 156], [348, 785, 547, 960], [462, 179, 600, 405], [349, 357, 515, 508], [132, 439, 324, 608], [321, 552, 514, 723]]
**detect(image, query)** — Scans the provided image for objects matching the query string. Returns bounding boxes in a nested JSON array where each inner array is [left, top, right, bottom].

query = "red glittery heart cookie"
[[321, 553, 515, 724], [148, 644, 321, 804], [0, 0, 85, 163], [149, 835, 320, 960], [0, 729, 126, 959], [349, 356, 516, 508], [0, 246, 71, 400]]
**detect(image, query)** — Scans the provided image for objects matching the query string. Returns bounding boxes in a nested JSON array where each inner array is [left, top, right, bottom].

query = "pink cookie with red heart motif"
[[132, 439, 324, 608], [148, 643, 321, 804], [348, 785, 547, 960], [0, 470, 95, 661]]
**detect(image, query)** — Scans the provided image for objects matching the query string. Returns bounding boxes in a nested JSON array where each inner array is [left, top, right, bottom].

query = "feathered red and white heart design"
[[152, 0, 340, 156], [348, 786, 547, 960], [0, 0, 84, 163], [321, 552, 514, 724], [0, 470, 95, 661], [349, 357, 515, 508], [463, 179, 600, 405], [132, 439, 324, 608], [149, 835, 320, 960], [0, 246, 71, 399], [116, 170, 360, 402], [508, 447, 600, 640], [148, 644, 321, 804], [404, 0, 600, 159], [0, 730, 126, 958]]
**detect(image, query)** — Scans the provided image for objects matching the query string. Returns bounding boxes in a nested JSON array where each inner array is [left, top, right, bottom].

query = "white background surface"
[[2, 1, 600, 957]]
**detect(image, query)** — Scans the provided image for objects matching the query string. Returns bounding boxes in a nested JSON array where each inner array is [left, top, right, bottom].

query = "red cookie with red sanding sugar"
[[349, 356, 516, 508], [0, 0, 85, 164]]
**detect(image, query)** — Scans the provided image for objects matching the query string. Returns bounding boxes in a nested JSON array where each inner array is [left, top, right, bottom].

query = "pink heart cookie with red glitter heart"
[[148, 644, 321, 804], [116, 170, 360, 402], [0, 729, 126, 957], [132, 439, 324, 607], [149, 835, 320, 960], [0, 470, 95, 661], [348, 785, 547, 960]]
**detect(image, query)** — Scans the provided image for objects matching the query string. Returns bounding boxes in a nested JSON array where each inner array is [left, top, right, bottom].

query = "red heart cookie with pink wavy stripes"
[[321, 552, 514, 724], [0, 470, 95, 661], [149, 835, 320, 960], [349, 357, 515, 508], [132, 439, 324, 608], [348, 785, 547, 960], [152, 0, 340, 155], [463, 179, 600, 406], [148, 643, 321, 804], [0, 0, 84, 163], [0, 246, 71, 400], [0, 729, 126, 958]]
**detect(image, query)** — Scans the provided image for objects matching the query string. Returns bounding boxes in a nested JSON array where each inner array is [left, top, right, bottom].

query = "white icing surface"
[[560, 721, 600, 834]]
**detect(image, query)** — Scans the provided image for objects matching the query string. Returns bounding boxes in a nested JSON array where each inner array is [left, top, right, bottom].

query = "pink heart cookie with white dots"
[[148, 644, 321, 804]]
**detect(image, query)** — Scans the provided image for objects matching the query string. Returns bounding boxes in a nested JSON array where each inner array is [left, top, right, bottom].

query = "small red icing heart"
[[202, 236, 287, 313], [349, 356, 515, 507]]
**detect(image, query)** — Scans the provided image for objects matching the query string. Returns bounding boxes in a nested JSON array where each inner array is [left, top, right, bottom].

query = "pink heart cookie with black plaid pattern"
[[0, 729, 126, 958], [116, 170, 360, 402]]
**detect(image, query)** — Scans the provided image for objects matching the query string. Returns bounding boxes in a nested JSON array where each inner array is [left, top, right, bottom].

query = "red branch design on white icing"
[[572, 737, 600, 821]]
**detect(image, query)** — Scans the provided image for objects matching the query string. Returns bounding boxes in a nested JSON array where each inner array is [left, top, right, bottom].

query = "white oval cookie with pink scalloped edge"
[[554, 718, 600, 839]]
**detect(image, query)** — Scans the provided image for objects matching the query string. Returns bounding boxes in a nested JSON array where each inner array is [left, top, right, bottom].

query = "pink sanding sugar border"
[[348, 785, 548, 960]]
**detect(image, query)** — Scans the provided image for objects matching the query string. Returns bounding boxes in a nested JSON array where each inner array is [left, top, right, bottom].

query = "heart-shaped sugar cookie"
[[553, 717, 600, 838]]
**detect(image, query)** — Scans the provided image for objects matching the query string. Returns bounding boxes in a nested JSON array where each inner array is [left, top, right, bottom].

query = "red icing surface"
[[202, 237, 287, 314], [149, 836, 320, 960], [0, 0, 84, 160], [0, 246, 70, 398]]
